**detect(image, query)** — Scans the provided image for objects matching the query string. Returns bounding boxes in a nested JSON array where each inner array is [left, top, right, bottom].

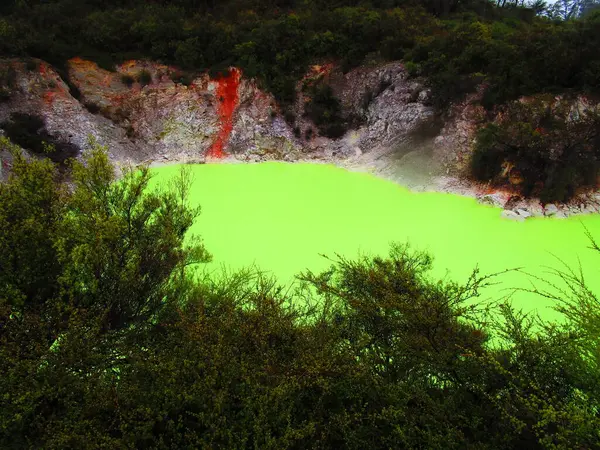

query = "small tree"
[[56, 138, 211, 330]]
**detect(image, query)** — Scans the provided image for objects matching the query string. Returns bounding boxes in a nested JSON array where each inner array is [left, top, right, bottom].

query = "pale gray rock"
[[479, 193, 506, 208], [516, 208, 532, 219], [544, 204, 559, 216], [501, 210, 525, 221]]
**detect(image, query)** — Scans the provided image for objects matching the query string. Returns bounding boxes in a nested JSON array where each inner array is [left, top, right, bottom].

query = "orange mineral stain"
[[206, 68, 241, 159], [44, 91, 56, 105]]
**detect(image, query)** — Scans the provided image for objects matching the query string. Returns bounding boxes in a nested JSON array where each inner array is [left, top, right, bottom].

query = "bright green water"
[[151, 162, 600, 322]]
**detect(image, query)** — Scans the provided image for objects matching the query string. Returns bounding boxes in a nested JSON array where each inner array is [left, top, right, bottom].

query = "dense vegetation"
[[0, 0, 599, 107], [1, 137, 599, 448], [471, 97, 600, 203]]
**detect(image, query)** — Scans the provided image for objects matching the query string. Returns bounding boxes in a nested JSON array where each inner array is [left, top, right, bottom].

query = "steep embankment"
[[1, 57, 599, 218]]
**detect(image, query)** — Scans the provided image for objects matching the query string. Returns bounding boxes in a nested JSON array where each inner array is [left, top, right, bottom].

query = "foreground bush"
[[0, 140, 599, 448]]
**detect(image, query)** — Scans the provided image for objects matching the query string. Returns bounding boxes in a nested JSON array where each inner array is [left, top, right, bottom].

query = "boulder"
[[501, 210, 525, 221], [479, 193, 507, 208], [516, 208, 532, 219], [544, 204, 559, 216]]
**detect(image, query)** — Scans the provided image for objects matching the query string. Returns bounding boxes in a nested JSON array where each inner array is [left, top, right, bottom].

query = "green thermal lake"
[[151, 162, 600, 322]]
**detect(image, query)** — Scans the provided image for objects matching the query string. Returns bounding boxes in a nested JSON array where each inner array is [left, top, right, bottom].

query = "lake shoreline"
[[138, 152, 600, 221]]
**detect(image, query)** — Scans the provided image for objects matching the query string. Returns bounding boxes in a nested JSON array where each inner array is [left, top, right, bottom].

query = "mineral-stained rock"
[[2, 57, 444, 168], [1, 57, 599, 216]]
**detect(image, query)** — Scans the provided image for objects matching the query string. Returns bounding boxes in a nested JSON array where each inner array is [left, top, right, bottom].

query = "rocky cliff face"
[[1, 57, 599, 217], [0, 58, 442, 166]]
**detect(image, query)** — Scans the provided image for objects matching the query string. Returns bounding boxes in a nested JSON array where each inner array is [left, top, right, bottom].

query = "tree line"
[[0, 0, 599, 106]]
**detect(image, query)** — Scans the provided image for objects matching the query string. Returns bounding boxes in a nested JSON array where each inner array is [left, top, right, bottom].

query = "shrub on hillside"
[[1, 113, 46, 152], [170, 71, 194, 86], [0, 65, 16, 102], [120, 73, 135, 87], [0, 113, 79, 164], [137, 69, 152, 86], [304, 83, 348, 139], [471, 97, 600, 202], [25, 59, 39, 72]]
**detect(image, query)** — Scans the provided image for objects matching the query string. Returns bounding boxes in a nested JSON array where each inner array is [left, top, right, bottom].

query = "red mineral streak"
[[206, 68, 241, 159], [44, 91, 56, 105]]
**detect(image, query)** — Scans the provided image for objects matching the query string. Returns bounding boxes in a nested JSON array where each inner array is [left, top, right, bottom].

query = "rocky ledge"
[[0, 57, 598, 219]]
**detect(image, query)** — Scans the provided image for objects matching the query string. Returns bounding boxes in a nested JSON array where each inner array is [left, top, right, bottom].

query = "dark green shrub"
[[170, 71, 194, 86], [471, 98, 600, 202], [0, 66, 16, 102], [1, 145, 599, 448], [305, 83, 348, 139], [0, 113, 78, 164], [1, 0, 600, 111], [1, 113, 45, 153], [25, 59, 39, 71], [284, 110, 296, 125], [137, 69, 152, 86], [471, 124, 505, 181], [208, 63, 234, 80], [121, 74, 135, 87]]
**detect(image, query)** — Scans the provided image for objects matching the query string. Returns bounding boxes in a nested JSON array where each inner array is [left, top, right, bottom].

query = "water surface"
[[152, 162, 600, 321]]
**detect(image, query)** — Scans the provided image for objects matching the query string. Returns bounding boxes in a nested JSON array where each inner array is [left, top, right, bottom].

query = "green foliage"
[[137, 69, 152, 86], [471, 97, 600, 202], [409, 12, 600, 107], [0, 1, 600, 443], [0, 137, 63, 308], [1, 146, 599, 447], [120, 73, 135, 87], [0, 113, 79, 164], [25, 58, 39, 72], [0, 18, 24, 55], [60, 139, 212, 330], [1, 113, 45, 152], [304, 83, 348, 138], [2, 0, 598, 111], [0, 64, 16, 102], [169, 70, 194, 86]]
